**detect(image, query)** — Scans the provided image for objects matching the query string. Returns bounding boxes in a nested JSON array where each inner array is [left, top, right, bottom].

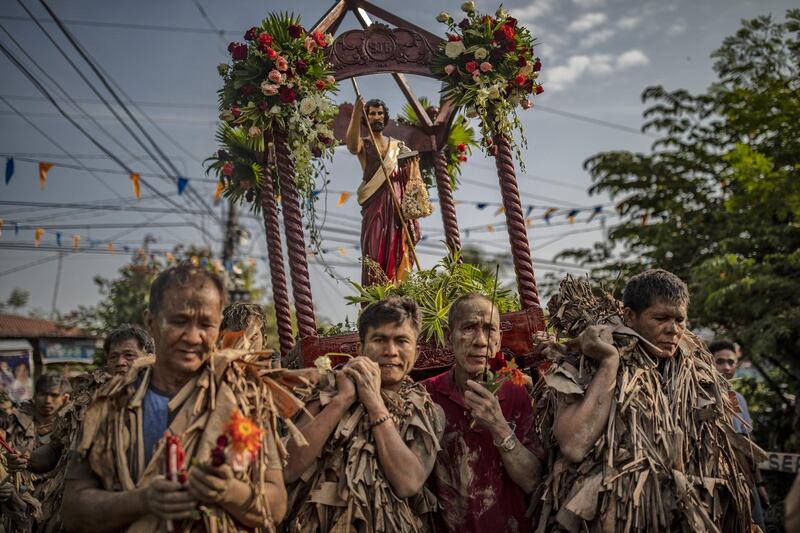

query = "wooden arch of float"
[[261, 0, 545, 373]]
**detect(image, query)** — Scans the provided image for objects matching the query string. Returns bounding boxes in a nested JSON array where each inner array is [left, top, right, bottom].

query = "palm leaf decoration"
[[345, 250, 518, 346], [204, 123, 267, 211], [396, 97, 478, 190]]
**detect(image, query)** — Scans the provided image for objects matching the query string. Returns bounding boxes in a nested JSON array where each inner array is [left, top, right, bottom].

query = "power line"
[[0, 199, 211, 215], [0, 14, 242, 36], [535, 104, 657, 139], [34, 0, 220, 223]]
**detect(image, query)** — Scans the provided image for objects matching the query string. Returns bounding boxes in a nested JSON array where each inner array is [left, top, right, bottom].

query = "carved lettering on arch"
[[328, 23, 436, 79]]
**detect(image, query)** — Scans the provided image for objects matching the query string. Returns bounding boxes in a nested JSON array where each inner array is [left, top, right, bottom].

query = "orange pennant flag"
[[72, 234, 80, 249], [486, 224, 494, 233], [338, 246, 347, 256], [493, 206, 505, 216], [214, 182, 225, 203], [0, 218, 4, 237], [39, 162, 54, 190], [337, 191, 350, 206], [165, 251, 175, 264], [525, 217, 533, 228], [107, 242, 114, 253], [34, 228, 44, 246], [130, 173, 141, 199]]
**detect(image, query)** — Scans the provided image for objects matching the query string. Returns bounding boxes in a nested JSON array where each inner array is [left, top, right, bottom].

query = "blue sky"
[[0, 0, 794, 325]]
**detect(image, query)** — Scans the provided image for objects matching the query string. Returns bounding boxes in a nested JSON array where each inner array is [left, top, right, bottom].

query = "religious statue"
[[346, 96, 422, 286]]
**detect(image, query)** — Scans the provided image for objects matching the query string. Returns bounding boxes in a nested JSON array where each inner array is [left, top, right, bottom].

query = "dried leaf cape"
[[35, 368, 113, 533], [285, 375, 444, 532], [532, 276, 762, 533], [75, 349, 315, 533], [1, 396, 42, 533]]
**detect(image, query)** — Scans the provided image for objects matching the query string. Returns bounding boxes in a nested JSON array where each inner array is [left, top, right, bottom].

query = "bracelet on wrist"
[[369, 414, 392, 428]]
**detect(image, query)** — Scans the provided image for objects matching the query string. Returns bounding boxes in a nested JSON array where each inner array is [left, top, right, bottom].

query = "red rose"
[[504, 39, 517, 52], [311, 146, 322, 157], [506, 17, 518, 28], [315, 79, 325, 90], [318, 133, 331, 145], [312, 30, 327, 47], [457, 154, 467, 162], [535, 84, 544, 95], [517, 56, 528, 67], [490, 48, 504, 60], [279, 86, 297, 103], [240, 83, 255, 96], [177, 472, 187, 484], [264, 47, 278, 60], [258, 101, 268, 111], [295, 59, 308, 75], [244, 27, 259, 41], [533, 60, 542, 72], [231, 106, 241, 117], [465, 61, 478, 73], [227, 42, 248, 61], [457, 143, 466, 153], [493, 25, 515, 41], [258, 32, 273, 46], [488, 352, 506, 372], [458, 18, 470, 29], [222, 162, 234, 176], [447, 34, 463, 42], [288, 24, 304, 38], [515, 74, 526, 86]]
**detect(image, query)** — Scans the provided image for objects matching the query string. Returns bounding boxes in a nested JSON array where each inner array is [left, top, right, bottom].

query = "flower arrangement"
[[432, 2, 543, 169], [207, 13, 339, 208], [482, 351, 527, 392], [211, 410, 264, 472]]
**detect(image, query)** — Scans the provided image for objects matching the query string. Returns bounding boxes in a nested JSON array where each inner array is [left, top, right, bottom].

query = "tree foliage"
[[559, 10, 800, 448]]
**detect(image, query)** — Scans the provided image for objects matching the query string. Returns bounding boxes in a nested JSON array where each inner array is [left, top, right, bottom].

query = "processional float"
[[210, 0, 546, 376]]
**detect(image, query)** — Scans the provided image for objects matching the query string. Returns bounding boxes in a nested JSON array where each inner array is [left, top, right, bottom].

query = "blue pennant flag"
[[476, 203, 488, 210], [177, 176, 189, 195], [123, 246, 130, 252], [465, 229, 471, 238], [14, 223, 19, 236], [525, 205, 534, 217], [311, 189, 321, 199], [5, 158, 13, 184], [56, 232, 62, 247]]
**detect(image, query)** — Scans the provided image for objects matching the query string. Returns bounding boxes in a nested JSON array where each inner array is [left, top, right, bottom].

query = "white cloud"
[[579, 28, 615, 48], [616, 49, 650, 69], [544, 49, 649, 91], [509, 0, 557, 23], [567, 13, 607, 32], [617, 16, 641, 30], [668, 21, 687, 35], [573, 0, 606, 7]]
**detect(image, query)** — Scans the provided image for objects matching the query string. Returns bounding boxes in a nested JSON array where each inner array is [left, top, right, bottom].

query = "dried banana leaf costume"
[[35, 369, 112, 533], [73, 350, 306, 533], [532, 276, 758, 533], [286, 377, 443, 532], [1, 394, 41, 533]]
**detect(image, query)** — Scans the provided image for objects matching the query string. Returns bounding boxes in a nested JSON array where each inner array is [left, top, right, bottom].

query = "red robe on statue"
[[358, 137, 418, 286]]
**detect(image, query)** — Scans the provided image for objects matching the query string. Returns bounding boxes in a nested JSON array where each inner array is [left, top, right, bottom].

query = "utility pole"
[[50, 252, 63, 318], [222, 199, 238, 264]]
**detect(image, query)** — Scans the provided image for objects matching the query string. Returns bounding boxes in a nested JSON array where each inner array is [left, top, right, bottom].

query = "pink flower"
[[304, 36, 316, 52], [222, 162, 234, 176], [444, 64, 455, 75], [472, 71, 481, 82], [325, 75, 336, 85], [231, 106, 241, 117], [268, 69, 283, 84], [520, 99, 533, 109], [479, 61, 492, 72], [276, 57, 288, 71], [261, 82, 278, 96]]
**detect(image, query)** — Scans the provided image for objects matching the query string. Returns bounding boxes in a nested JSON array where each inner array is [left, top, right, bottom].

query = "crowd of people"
[[0, 263, 787, 532]]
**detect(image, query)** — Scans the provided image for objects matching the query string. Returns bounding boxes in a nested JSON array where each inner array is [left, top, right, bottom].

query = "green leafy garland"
[[431, 2, 543, 170], [346, 251, 519, 346], [206, 13, 339, 209]]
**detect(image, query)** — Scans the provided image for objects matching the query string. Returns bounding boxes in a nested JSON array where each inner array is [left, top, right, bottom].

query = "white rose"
[[248, 126, 262, 137], [488, 85, 501, 99], [436, 11, 451, 23], [444, 40, 465, 58], [314, 355, 332, 373], [474, 47, 488, 60], [519, 63, 533, 76], [461, 1, 476, 13], [299, 97, 316, 115]]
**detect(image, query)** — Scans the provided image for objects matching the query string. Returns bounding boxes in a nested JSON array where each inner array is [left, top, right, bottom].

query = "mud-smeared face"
[[625, 298, 687, 358], [449, 298, 501, 377], [35, 386, 67, 418], [713, 348, 738, 381], [146, 282, 223, 378], [361, 319, 417, 390], [106, 338, 148, 375]]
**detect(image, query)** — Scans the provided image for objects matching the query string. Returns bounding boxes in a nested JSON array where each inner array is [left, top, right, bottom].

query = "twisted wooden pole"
[[259, 159, 295, 358], [433, 149, 461, 253], [273, 131, 317, 339], [492, 133, 541, 310]]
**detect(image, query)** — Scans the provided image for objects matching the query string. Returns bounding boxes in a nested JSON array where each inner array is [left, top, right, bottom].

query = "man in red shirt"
[[424, 293, 543, 532]]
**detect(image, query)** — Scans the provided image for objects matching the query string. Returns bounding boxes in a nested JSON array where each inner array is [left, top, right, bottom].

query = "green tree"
[[559, 10, 800, 450], [0, 288, 29, 313]]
